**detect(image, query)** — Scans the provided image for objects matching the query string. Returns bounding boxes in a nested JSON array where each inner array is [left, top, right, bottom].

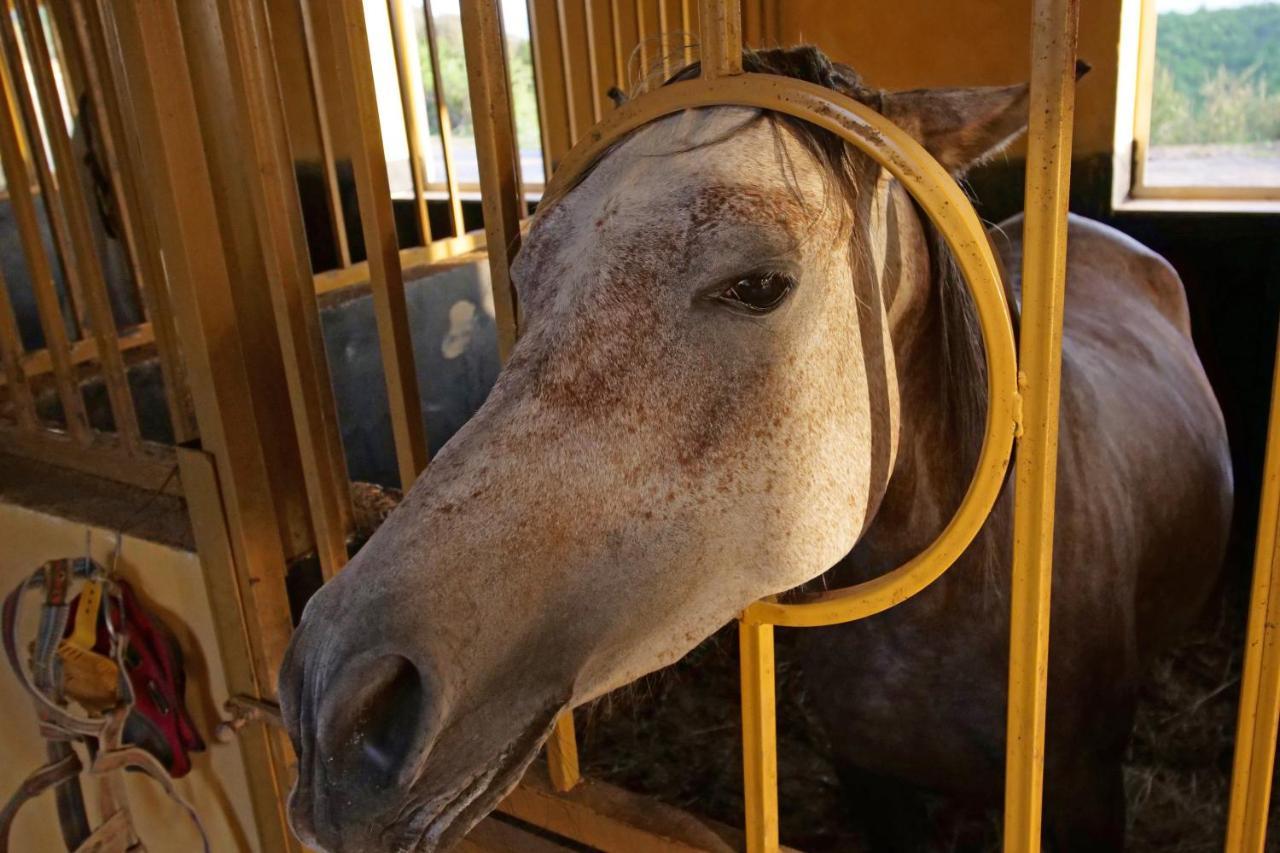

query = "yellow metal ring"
[[547, 72, 1019, 629]]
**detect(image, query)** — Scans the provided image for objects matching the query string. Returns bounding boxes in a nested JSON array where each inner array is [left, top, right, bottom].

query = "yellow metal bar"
[[697, 0, 742, 78], [0, 264, 37, 429], [318, 0, 430, 489], [582, 0, 602, 124], [1225, 333, 1280, 852], [657, 0, 671, 78], [387, 0, 434, 246], [545, 710, 581, 792], [72, 0, 197, 443], [739, 619, 778, 853], [460, 0, 522, 361], [1002, 0, 1079, 850], [680, 0, 693, 66], [13, 0, 142, 455], [1, 8, 90, 339], [633, 0, 647, 74], [554, 0, 579, 145], [0, 25, 90, 442], [466, 0, 582, 788], [524, 0, 557, 188], [298, 0, 352, 269], [176, 446, 299, 853], [19, 320, 151, 379], [608, 0, 625, 89], [422, 0, 466, 239], [218, 0, 354, 581], [107, 3, 301, 847]]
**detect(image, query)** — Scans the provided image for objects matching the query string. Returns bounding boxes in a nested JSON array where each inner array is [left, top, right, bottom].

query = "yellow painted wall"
[[0, 502, 259, 852], [778, 0, 1123, 155]]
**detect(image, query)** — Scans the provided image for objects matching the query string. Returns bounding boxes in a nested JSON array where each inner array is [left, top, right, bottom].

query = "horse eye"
[[715, 272, 795, 314]]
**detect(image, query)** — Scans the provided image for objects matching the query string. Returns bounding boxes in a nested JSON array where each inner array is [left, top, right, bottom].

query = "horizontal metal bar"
[[312, 230, 488, 297], [10, 322, 155, 381], [0, 423, 180, 494]]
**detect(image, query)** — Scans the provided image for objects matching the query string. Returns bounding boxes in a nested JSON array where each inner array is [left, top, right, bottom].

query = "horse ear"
[[880, 61, 1089, 175], [880, 83, 1030, 175]]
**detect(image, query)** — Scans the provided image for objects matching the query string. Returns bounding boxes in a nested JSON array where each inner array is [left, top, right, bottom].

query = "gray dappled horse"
[[280, 48, 1233, 852]]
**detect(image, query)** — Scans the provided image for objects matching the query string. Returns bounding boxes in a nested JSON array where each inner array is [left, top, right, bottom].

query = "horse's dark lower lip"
[[388, 709, 562, 852]]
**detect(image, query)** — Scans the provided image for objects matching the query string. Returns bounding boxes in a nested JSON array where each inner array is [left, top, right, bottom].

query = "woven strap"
[[0, 752, 82, 853]]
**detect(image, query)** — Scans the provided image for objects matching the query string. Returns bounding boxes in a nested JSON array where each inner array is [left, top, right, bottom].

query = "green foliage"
[[1151, 3, 1280, 145], [419, 15, 543, 151]]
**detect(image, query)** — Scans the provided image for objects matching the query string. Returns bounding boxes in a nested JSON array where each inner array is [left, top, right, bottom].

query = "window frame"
[[1114, 0, 1280, 211]]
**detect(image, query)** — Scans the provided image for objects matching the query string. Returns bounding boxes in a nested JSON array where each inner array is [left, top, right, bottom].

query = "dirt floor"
[[576, 579, 1280, 852]]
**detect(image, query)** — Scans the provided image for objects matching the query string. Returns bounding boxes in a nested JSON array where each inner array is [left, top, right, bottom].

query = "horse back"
[[995, 213, 1231, 660]]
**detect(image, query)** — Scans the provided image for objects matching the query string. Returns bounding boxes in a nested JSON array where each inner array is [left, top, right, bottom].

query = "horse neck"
[[855, 182, 988, 572]]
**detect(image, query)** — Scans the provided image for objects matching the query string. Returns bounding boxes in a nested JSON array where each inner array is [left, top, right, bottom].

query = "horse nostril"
[[319, 654, 431, 790]]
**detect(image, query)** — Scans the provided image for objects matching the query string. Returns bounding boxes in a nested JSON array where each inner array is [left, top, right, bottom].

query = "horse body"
[[803, 205, 1231, 849], [279, 48, 1232, 852]]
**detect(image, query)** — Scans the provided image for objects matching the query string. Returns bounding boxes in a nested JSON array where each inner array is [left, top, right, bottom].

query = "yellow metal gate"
[[0, 0, 1278, 851]]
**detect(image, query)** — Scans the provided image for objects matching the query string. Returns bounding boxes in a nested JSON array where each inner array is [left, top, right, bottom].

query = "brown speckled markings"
[[278, 47, 1232, 853]]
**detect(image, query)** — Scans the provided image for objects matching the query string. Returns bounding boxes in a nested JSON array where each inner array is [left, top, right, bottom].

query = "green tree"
[[419, 15, 543, 151]]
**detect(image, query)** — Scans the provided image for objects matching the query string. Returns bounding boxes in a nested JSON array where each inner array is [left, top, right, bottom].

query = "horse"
[[278, 47, 1233, 852]]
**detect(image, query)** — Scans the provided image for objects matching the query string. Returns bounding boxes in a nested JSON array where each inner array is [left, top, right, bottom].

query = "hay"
[[578, 586, 1278, 851]]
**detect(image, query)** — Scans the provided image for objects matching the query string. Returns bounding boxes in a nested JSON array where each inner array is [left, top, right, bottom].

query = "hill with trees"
[[1152, 2, 1280, 145]]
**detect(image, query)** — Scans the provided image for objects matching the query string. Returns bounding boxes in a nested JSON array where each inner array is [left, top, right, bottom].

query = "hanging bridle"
[[1, 558, 209, 853]]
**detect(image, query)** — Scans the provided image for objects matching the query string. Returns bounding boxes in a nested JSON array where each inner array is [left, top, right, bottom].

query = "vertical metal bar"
[[582, 0, 602, 124], [53, 0, 146, 325], [12, 0, 142, 454], [298, 0, 352, 269], [657, 0, 671, 78], [609, 0, 625, 89], [634, 0, 648, 75], [1002, 1, 1079, 850], [387, 0, 434, 246], [0, 5, 84, 339], [0, 25, 88, 441], [217, 0, 354, 580], [739, 619, 779, 853], [680, 0, 693, 66], [1225, 339, 1280, 853], [70, 0, 197, 443], [318, 0, 429, 490], [0, 265, 37, 428], [466, 0, 577, 774], [545, 710, 581, 792], [45, 0, 86, 113], [553, 0, 578, 146], [461, 0, 522, 362], [524, 0, 556, 183], [108, 0, 299, 847], [697, 0, 742, 78], [422, 0, 465, 239], [176, 446, 298, 853]]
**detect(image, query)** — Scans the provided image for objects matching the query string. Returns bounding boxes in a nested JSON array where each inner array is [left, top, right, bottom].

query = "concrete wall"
[[0, 502, 258, 852]]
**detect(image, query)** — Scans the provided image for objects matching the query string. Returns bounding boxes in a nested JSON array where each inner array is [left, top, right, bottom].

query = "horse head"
[[279, 47, 1031, 852]]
